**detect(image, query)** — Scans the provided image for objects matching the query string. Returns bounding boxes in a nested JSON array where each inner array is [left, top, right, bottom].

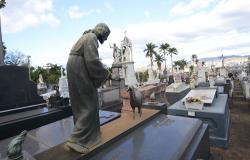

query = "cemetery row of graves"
[[0, 34, 250, 160]]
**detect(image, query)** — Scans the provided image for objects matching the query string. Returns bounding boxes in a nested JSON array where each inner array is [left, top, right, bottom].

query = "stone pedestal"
[[168, 94, 230, 148], [123, 61, 137, 86], [98, 86, 122, 112], [58, 77, 69, 98]]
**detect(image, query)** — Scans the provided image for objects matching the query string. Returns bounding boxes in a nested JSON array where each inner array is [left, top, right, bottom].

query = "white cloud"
[[170, 0, 217, 16], [104, 2, 114, 12], [99, 0, 250, 68], [68, 5, 102, 19], [1, 0, 60, 33], [68, 5, 84, 19]]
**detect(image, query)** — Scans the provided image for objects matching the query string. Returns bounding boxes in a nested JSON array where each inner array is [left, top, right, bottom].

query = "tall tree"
[[0, 0, 6, 65], [168, 47, 178, 75], [154, 53, 164, 75], [144, 42, 157, 69], [159, 43, 170, 71]]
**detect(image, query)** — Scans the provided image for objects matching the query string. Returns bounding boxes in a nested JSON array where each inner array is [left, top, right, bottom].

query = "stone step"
[[233, 91, 243, 96], [232, 101, 250, 107], [233, 95, 245, 101], [232, 100, 250, 106], [234, 89, 243, 92], [234, 88, 242, 89]]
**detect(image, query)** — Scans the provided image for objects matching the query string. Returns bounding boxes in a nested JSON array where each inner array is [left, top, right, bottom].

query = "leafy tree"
[[31, 66, 49, 83], [30, 63, 63, 84], [4, 50, 28, 65], [174, 59, 188, 70], [144, 42, 157, 69], [168, 47, 178, 75], [46, 63, 62, 84], [154, 53, 164, 74], [0, 0, 6, 8], [159, 43, 170, 71]]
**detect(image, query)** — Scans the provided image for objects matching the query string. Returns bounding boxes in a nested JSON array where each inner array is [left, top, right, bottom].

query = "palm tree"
[[154, 53, 164, 76], [168, 47, 178, 75], [159, 43, 170, 71], [144, 42, 157, 69]]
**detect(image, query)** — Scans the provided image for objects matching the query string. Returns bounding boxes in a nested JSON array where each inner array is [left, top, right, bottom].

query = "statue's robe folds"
[[67, 32, 109, 148]]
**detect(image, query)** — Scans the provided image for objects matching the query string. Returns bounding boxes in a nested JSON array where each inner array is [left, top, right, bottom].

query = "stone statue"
[[38, 74, 44, 83], [7, 130, 27, 160], [66, 23, 111, 153], [110, 43, 121, 63]]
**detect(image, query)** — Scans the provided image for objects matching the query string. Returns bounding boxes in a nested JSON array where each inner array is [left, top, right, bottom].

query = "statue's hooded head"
[[93, 23, 111, 44]]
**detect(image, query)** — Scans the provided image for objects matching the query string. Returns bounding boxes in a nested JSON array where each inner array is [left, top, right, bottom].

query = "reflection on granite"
[[90, 115, 203, 160], [0, 110, 120, 157], [28, 117, 74, 147], [99, 110, 120, 125], [29, 110, 120, 147], [0, 107, 54, 124]]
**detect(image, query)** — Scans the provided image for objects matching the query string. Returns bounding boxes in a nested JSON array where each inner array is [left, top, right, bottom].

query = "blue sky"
[[2, 0, 250, 68]]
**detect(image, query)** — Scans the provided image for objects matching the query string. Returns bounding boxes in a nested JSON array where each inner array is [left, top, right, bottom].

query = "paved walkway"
[[210, 80, 250, 160]]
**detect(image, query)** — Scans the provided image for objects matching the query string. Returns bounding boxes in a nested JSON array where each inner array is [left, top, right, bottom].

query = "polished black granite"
[[0, 106, 72, 140], [0, 110, 121, 159], [0, 66, 45, 112], [89, 115, 209, 160], [0, 107, 52, 124], [142, 102, 167, 114], [165, 87, 191, 105]]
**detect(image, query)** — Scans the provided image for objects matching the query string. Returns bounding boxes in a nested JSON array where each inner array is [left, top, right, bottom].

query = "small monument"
[[37, 74, 47, 94], [147, 66, 160, 84], [58, 67, 69, 98], [111, 31, 137, 86], [197, 62, 208, 84], [174, 65, 182, 83], [219, 54, 228, 78]]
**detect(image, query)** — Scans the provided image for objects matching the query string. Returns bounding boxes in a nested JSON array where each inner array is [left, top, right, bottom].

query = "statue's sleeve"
[[84, 34, 110, 88]]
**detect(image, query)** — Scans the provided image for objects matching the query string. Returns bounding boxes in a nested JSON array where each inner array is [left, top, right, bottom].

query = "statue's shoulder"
[[83, 32, 97, 41]]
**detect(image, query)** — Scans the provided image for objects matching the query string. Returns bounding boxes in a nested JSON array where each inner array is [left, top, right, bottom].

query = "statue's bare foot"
[[65, 142, 89, 154]]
